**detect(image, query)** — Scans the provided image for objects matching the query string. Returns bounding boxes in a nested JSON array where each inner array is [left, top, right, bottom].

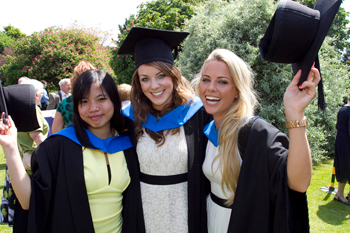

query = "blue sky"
[[1, 0, 349, 45]]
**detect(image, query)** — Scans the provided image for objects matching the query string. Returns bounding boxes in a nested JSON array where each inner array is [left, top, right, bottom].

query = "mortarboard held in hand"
[[0, 82, 40, 132], [259, 0, 342, 110], [117, 27, 189, 68]]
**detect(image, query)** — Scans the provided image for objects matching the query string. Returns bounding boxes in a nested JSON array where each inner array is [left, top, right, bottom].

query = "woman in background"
[[334, 91, 350, 205]]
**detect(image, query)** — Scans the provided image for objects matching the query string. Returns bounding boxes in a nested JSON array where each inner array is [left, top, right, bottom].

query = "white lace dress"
[[137, 126, 188, 233], [202, 140, 242, 233]]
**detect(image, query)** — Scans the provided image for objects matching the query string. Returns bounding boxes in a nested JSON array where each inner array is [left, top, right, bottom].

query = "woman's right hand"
[[0, 113, 18, 150]]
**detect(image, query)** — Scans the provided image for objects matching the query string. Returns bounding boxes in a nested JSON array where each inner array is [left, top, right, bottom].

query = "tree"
[[0, 32, 14, 53], [0, 25, 25, 82], [294, 0, 350, 52], [3, 25, 26, 40], [0, 25, 26, 53], [110, 0, 201, 84], [0, 26, 114, 88], [0, 48, 14, 81], [178, 0, 350, 162]]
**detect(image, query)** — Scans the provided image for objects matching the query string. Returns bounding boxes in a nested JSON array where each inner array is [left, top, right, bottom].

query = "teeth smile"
[[152, 90, 164, 96], [206, 96, 220, 101], [206, 96, 220, 104]]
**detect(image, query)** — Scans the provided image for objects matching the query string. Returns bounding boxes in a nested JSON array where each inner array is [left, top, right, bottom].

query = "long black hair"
[[72, 69, 123, 148]]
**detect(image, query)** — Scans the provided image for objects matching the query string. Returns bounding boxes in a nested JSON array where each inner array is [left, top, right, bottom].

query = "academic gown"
[[124, 106, 211, 233], [14, 133, 144, 233], [227, 118, 309, 233]]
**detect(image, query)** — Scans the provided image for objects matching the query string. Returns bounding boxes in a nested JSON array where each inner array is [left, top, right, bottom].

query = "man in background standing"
[[47, 78, 71, 110]]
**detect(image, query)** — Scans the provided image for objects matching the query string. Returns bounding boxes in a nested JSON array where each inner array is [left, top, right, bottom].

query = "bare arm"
[[0, 116, 31, 209], [29, 131, 45, 146], [283, 68, 320, 192], [51, 111, 64, 134]]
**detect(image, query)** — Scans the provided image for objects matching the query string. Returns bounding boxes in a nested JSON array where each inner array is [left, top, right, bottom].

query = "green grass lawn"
[[0, 150, 348, 232], [0, 151, 12, 233], [308, 159, 350, 232]]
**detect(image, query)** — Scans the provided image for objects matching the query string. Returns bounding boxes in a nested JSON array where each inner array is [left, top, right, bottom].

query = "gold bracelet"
[[285, 117, 307, 129]]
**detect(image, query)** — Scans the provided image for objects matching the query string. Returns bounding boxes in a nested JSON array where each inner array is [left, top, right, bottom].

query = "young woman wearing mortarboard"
[[118, 27, 211, 233]]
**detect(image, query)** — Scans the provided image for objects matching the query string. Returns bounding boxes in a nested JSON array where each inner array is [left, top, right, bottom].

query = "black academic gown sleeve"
[[124, 107, 211, 233], [14, 134, 142, 233], [184, 107, 211, 233], [28, 135, 94, 233], [122, 145, 146, 233], [228, 118, 309, 233]]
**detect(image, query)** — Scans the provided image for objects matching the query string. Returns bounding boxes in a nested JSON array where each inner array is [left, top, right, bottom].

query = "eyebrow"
[[202, 74, 230, 80], [96, 93, 107, 98], [139, 71, 164, 77]]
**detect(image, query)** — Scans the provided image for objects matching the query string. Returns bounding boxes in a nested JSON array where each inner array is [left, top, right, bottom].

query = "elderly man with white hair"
[[47, 78, 71, 110]]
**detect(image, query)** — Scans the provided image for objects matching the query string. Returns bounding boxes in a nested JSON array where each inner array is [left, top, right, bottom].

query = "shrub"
[[0, 26, 114, 88]]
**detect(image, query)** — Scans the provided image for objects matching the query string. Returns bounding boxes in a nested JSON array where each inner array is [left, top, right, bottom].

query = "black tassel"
[[315, 56, 326, 110]]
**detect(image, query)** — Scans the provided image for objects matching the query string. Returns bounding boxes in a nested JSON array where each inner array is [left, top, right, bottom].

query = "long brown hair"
[[131, 61, 194, 145]]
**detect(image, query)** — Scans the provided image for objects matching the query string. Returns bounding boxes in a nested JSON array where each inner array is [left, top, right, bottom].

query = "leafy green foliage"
[[0, 25, 26, 53], [0, 27, 114, 88], [3, 25, 26, 40], [0, 32, 15, 53], [110, 0, 201, 84], [178, 0, 350, 162], [290, 0, 350, 52]]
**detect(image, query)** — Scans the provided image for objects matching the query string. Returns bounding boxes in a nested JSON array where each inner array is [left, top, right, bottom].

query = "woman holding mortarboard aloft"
[[191, 0, 340, 232], [118, 27, 211, 233]]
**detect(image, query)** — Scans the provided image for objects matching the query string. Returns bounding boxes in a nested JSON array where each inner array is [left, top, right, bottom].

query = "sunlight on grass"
[[308, 158, 350, 233], [0, 148, 12, 232]]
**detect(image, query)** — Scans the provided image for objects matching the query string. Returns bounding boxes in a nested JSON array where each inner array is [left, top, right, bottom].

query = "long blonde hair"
[[131, 61, 194, 145], [193, 49, 258, 204]]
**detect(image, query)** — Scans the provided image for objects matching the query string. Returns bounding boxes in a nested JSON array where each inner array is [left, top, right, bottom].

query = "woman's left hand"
[[283, 67, 320, 119]]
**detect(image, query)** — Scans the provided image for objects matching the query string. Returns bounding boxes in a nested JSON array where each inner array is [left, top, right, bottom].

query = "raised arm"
[[0, 114, 31, 209], [283, 67, 320, 192]]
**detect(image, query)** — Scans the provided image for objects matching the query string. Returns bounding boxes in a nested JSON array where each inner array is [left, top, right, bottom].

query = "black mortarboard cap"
[[259, 0, 341, 110], [118, 27, 189, 69], [0, 82, 40, 132]]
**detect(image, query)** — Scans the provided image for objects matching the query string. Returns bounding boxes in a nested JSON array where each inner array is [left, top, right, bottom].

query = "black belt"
[[140, 172, 187, 185], [210, 192, 233, 209]]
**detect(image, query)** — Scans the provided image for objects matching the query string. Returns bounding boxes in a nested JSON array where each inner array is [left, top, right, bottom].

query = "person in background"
[[17, 79, 49, 171], [47, 78, 71, 110], [119, 27, 211, 233], [40, 80, 49, 110], [333, 91, 350, 205], [0, 70, 143, 232], [17, 77, 29, 84], [192, 48, 319, 232], [117, 83, 131, 109], [51, 61, 96, 134], [1, 78, 49, 232]]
